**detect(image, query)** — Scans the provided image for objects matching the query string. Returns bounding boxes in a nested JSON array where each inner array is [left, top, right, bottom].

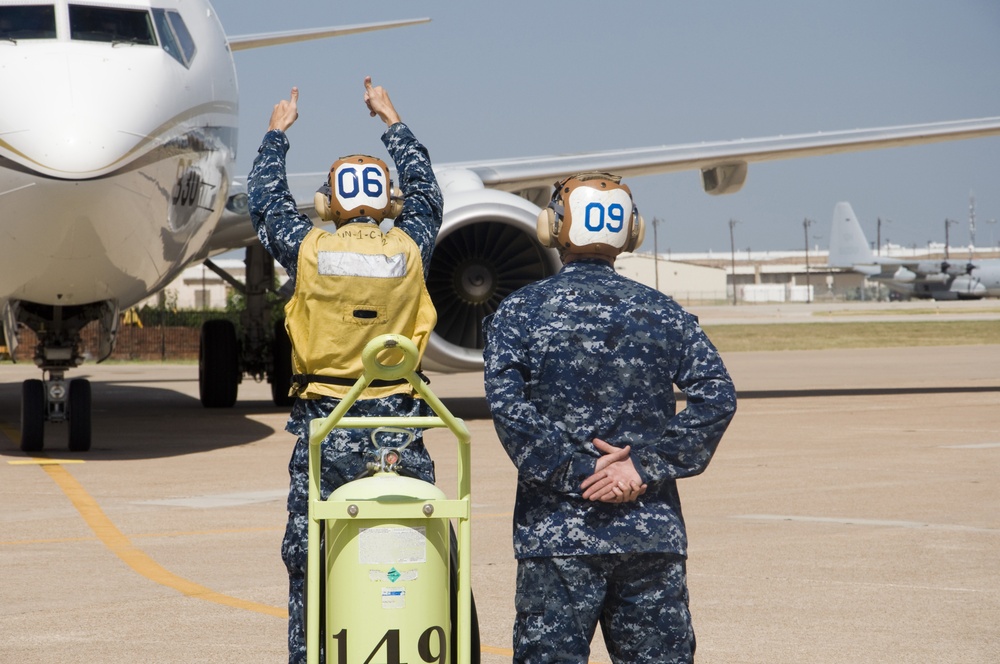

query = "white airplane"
[[3, 0, 1000, 453], [828, 201, 1000, 301]]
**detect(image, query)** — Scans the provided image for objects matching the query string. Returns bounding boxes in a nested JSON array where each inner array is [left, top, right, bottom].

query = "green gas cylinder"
[[325, 472, 451, 664]]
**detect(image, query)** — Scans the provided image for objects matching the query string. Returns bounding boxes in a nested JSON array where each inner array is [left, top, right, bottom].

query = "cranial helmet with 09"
[[536, 172, 645, 259], [313, 154, 403, 225]]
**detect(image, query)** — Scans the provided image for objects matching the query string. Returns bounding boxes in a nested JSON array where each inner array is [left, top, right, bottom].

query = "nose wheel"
[[67, 379, 92, 452], [20, 380, 45, 453], [19, 375, 92, 453]]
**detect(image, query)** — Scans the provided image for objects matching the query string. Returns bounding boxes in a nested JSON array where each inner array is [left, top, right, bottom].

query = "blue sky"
[[212, 0, 1000, 254]]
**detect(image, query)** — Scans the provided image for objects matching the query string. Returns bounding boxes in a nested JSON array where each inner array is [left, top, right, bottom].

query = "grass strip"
[[703, 320, 1000, 352]]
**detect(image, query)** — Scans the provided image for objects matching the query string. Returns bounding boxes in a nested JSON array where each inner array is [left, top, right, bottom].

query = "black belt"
[[291, 372, 429, 388]]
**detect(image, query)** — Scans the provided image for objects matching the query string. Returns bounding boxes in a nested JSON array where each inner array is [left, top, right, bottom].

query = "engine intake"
[[422, 190, 560, 372]]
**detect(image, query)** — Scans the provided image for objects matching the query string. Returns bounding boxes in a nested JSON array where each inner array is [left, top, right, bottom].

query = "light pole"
[[803, 218, 813, 303], [945, 218, 958, 259], [876, 217, 891, 256], [728, 219, 739, 306]]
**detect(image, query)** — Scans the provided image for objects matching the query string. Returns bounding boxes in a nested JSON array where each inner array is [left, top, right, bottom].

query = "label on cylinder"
[[381, 587, 406, 609], [359, 525, 427, 564]]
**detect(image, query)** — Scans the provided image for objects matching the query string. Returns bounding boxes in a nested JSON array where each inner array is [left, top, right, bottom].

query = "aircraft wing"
[[206, 115, 1000, 255], [226, 19, 431, 51], [443, 116, 1000, 196]]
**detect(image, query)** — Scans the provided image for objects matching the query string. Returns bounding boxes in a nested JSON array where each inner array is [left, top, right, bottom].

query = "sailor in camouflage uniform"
[[484, 173, 737, 664], [248, 78, 442, 664]]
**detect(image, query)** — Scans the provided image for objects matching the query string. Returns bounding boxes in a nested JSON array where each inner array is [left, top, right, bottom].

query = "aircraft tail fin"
[[828, 202, 875, 267]]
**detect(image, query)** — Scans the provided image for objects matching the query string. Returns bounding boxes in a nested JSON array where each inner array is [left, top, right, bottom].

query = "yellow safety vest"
[[284, 223, 437, 399]]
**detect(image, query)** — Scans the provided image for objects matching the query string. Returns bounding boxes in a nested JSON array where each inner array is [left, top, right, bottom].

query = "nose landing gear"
[[20, 371, 92, 453]]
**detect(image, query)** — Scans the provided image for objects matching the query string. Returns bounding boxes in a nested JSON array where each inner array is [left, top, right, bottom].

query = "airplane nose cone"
[[0, 47, 170, 177], [14, 121, 145, 176]]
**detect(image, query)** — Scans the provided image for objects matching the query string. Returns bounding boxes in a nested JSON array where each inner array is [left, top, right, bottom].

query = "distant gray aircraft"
[[828, 202, 1000, 300]]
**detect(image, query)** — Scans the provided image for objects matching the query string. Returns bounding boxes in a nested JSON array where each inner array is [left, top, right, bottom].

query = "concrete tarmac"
[[2, 324, 998, 662]]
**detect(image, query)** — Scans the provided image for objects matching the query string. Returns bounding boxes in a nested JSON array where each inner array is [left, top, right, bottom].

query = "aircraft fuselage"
[[0, 0, 238, 311]]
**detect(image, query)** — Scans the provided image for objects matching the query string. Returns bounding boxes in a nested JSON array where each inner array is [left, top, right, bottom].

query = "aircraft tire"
[[270, 318, 295, 407], [68, 378, 92, 452], [20, 379, 45, 453], [199, 319, 239, 408]]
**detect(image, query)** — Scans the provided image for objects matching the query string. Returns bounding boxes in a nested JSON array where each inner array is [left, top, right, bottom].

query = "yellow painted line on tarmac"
[[481, 644, 512, 656], [2, 422, 524, 657], [39, 462, 287, 619], [0, 419, 285, 617]]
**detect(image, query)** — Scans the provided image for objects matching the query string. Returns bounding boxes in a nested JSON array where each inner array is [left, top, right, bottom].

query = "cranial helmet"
[[536, 172, 645, 259], [313, 154, 403, 225]]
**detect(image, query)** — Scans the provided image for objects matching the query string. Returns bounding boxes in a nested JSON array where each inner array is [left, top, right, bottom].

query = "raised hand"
[[363, 76, 401, 127], [267, 87, 299, 133]]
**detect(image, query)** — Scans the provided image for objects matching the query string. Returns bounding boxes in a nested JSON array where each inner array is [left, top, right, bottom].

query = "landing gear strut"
[[5, 300, 108, 453], [197, 241, 293, 408]]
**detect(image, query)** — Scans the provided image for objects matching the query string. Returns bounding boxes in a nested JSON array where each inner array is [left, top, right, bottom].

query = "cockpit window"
[[152, 8, 196, 67], [0, 5, 57, 41], [167, 11, 195, 62], [69, 4, 156, 45]]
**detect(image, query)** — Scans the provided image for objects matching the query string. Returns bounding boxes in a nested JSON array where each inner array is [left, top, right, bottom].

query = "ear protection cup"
[[536, 207, 558, 248], [314, 190, 333, 222], [387, 186, 404, 220], [624, 212, 646, 252]]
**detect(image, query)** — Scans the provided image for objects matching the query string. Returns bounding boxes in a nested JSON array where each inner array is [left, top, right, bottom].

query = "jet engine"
[[421, 169, 562, 372]]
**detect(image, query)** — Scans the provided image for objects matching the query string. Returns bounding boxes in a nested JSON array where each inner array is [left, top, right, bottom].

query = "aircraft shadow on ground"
[[0, 380, 283, 461], [0, 379, 494, 461], [4, 371, 995, 461]]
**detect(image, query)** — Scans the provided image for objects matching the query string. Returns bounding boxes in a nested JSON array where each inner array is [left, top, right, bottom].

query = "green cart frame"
[[305, 334, 473, 664]]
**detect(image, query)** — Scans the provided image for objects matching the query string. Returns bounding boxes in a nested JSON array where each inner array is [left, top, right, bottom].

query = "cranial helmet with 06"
[[536, 172, 645, 260], [313, 154, 403, 225]]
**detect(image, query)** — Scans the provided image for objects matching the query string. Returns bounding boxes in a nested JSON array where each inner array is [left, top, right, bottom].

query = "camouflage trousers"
[[513, 552, 694, 664], [282, 512, 311, 664]]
